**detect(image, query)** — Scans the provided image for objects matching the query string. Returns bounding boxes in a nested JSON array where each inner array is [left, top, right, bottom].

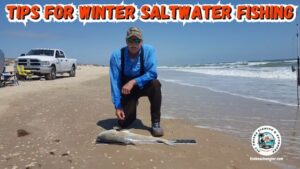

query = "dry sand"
[[0, 66, 279, 169]]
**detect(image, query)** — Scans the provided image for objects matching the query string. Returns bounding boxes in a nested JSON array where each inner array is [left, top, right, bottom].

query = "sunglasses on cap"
[[127, 37, 142, 44]]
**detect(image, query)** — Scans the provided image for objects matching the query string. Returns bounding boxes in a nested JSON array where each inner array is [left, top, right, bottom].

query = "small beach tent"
[[0, 49, 4, 73], [0, 49, 18, 87]]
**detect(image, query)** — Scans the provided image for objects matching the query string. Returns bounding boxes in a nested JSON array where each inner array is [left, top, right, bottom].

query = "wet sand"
[[0, 66, 279, 169], [160, 78, 300, 169]]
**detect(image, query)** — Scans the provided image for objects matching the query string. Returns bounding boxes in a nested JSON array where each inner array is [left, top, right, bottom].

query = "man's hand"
[[115, 109, 125, 120], [122, 79, 136, 95]]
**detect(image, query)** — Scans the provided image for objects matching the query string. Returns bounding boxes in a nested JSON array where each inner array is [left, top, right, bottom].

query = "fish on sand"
[[97, 129, 174, 145]]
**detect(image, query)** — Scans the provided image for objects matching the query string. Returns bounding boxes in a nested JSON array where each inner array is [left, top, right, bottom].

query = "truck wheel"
[[45, 66, 56, 80], [69, 66, 76, 77]]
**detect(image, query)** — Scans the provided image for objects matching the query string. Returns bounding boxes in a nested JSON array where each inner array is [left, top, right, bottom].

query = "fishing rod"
[[292, 11, 300, 107], [296, 13, 299, 107]]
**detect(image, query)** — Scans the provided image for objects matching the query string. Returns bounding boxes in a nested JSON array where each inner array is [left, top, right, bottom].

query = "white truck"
[[16, 48, 77, 80]]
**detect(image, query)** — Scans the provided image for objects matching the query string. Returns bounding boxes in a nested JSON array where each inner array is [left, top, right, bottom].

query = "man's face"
[[126, 36, 143, 56]]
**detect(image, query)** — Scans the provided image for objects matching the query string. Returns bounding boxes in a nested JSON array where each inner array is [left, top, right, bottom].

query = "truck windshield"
[[26, 50, 54, 56]]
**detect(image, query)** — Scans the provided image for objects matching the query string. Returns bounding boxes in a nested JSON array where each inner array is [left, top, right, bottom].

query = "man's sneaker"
[[151, 122, 164, 137]]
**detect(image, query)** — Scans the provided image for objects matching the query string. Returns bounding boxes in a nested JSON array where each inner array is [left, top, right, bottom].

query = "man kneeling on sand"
[[109, 27, 163, 137]]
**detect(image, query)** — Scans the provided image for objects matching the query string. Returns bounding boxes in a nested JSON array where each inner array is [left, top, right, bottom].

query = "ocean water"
[[159, 59, 298, 107], [158, 59, 300, 168]]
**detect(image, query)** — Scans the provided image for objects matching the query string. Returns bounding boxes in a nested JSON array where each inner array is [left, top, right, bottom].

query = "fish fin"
[[125, 140, 136, 145], [113, 126, 122, 130]]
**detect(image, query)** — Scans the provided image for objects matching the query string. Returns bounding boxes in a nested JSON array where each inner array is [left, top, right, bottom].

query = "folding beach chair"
[[0, 71, 18, 87], [16, 65, 32, 80]]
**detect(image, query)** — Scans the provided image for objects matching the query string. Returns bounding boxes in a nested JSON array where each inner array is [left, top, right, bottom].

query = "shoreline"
[[160, 79, 300, 169], [0, 66, 282, 169]]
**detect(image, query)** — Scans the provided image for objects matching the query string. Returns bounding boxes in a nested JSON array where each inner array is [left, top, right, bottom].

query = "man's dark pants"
[[118, 79, 162, 128]]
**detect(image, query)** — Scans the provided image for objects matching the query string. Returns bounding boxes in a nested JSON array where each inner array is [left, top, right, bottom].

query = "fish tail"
[[157, 139, 175, 146]]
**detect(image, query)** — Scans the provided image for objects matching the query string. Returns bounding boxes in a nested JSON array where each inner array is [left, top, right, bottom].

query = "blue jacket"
[[109, 44, 158, 109]]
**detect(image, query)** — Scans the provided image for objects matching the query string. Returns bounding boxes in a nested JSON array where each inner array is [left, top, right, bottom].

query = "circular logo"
[[251, 125, 281, 156]]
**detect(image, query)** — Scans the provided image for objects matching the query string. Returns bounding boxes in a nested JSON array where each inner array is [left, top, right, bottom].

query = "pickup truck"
[[15, 48, 77, 80]]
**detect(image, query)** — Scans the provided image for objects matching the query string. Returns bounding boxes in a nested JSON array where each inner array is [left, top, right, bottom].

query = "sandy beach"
[[0, 66, 281, 169]]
